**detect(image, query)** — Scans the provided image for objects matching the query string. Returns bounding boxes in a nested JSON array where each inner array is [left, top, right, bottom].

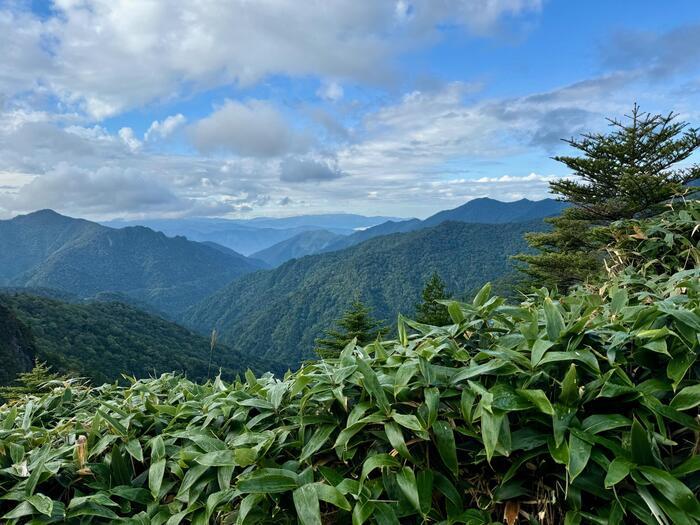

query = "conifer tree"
[[415, 272, 452, 326], [517, 105, 700, 291], [0, 361, 67, 402], [315, 300, 385, 359]]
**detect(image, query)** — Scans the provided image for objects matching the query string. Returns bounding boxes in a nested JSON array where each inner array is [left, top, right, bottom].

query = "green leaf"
[[300, 425, 335, 462], [630, 419, 656, 466], [544, 298, 564, 341], [384, 422, 412, 460], [517, 388, 554, 415], [361, 454, 399, 484], [196, 450, 238, 467], [26, 494, 54, 517], [481, 409, 503, 463], [125, 439, 144, 462], [150, 435, 165, 461], [567, 432, 592, 481], [238, 469, 298, 494], [639, 466, 700, 516], [293, 485, 321, 525], [581, 414, 631, 435], [531, 339, 555, 366], [605, 458, 633, 488], [355, 357, 390, 414], [234, 447, 257, 467], [472, 282, 492, 307], [397, 314, 409, 347], [396, 467, 421, 514], [447, 302, 464, 323], [670, 384, 700, 411], [391, 412, 424, 432], [314, 483, 351, 511], [433, 421, 458, 476], [559, 364, 579, 406], [148, 458, 166, 500]]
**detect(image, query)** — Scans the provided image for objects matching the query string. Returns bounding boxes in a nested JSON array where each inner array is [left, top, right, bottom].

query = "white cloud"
[[118, 127, 142, 152], [190, 100, 310, 157], [0, 1, 544, 118], [145, 114, 186, 141], [317, 80, 344, 102]]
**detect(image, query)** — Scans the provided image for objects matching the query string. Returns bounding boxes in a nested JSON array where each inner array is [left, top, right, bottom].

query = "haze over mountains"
[[103, 214, 399, 255], [0, 197, 564, 379]]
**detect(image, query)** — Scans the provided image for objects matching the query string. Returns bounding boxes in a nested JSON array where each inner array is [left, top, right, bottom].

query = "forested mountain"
[[323, 198, 565, 252], [0, 293, 279, 385], [0, 210, 264, 315], [0, 303, 35, 385], [103, 214, 397, 255], [183, 219, 546, 365], [251, 229, 344, 267]]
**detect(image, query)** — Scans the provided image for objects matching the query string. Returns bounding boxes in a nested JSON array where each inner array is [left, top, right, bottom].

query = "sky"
[[1, 0, 700, 220]]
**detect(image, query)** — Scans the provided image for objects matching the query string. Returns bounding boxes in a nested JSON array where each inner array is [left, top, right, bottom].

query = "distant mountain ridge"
[[103, 214, 400, 255], [0, 210, 264, 315], [183, 218, 548, 366], [323, 197, 566, 253]]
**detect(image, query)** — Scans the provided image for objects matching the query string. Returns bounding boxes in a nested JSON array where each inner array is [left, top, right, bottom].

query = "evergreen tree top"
[[551, 104, 700, 220]]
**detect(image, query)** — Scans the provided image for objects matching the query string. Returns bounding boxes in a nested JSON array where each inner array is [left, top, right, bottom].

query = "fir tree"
[[0, 361, 67, 402], [415, 272, 452, 326], [315, 299, 385, 359], [517, 105, 700, 291]]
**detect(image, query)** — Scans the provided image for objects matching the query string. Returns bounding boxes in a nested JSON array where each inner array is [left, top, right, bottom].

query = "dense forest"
[[0, 293, 279, 384], [183, 219, 547, 365]]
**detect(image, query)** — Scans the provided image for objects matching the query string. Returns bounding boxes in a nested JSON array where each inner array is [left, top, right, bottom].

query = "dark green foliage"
[[0, 203, 698, 524], [0, 210, 263, 315], [315, 299, 385, 358], [552, 105, 700, 220], [0, 304, 35, 386], [515, 209, 604, 292], [183, 219, 546, 366], [0, 293, 279, 384], [0, 361, 68, 402], [414, 272, 452, 325], [517, 105, 700, 291]]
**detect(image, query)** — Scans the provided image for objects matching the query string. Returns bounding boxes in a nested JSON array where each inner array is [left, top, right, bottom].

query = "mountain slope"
[[324, 198, 565, 253], [1, 293, 280, 384], [183, 219, 547, 366], [0, 210, 264, 315], [0, 303, 36, 386], [251, 229, 344, 267], [0, 209, 103, 284]]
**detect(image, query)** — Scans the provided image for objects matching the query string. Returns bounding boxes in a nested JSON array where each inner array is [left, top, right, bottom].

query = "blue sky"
[[1, 0, 699, 220]]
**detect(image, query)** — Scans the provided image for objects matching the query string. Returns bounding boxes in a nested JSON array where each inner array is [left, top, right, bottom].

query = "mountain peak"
[[13, 209, 75, 224]]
